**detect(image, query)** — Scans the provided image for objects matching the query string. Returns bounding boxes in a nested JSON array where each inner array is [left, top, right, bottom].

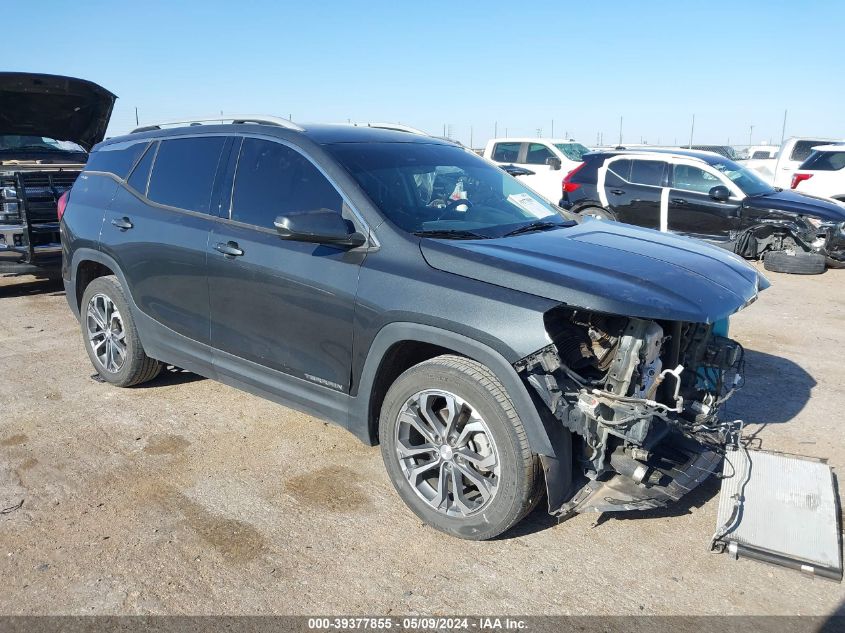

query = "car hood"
[[743, 190, 845, 222], [420, 220, 768, 324], [0, 73, 116, 151]]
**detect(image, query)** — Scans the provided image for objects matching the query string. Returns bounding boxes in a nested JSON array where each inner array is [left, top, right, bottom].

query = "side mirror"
[[709, 185, 731, 202], [274, 211, 367, 248], [546, 156, 562, 171]]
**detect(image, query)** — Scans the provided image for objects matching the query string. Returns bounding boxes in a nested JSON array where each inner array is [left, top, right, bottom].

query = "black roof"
[[104, 120, 452, 149]]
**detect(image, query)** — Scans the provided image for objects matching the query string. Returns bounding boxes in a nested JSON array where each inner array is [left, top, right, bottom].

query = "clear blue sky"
[[6, 0, 843, 148]]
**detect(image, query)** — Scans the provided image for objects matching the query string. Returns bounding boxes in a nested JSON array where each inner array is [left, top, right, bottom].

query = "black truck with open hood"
[[0, 72, 115, 274]]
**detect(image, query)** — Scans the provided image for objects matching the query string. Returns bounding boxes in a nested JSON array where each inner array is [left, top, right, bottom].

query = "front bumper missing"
[[553, 434, 721, 517]]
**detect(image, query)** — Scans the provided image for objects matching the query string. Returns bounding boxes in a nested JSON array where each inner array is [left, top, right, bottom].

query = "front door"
[[208, 136, 365, 394], [667, 163, 741, 241]]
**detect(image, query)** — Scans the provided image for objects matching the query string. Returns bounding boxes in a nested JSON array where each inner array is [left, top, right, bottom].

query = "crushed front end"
[[516, 306, 746, 516]]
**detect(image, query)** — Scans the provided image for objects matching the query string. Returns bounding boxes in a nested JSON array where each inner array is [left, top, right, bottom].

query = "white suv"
[[791, 144, 845, 202], [482, 138, 590, 202]]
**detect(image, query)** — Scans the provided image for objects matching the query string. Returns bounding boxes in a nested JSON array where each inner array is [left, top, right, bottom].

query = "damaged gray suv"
[[61, 116, 768, 539]]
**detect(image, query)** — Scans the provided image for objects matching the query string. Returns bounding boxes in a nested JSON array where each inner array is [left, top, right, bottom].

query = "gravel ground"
[[0, 265, 843, 616]]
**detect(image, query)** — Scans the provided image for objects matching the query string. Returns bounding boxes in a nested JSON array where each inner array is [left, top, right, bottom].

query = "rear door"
[[667, 162, 741, 240], [601, 157, 666, 229], [101, 135, 229, 347], [208, 136, 365, 395]]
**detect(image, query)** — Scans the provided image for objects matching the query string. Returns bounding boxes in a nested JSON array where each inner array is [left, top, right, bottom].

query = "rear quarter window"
[[147, 136, 226, 213], [85, 140, 149, 179]]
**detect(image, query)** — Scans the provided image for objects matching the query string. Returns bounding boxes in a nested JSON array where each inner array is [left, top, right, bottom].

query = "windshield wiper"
[[413, 229, 490, 240], [502, 220, 570, 237]]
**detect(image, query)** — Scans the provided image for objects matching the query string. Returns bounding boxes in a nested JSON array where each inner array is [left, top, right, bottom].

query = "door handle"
[[610, 189, 625, 195], [111, 217, 133, 230], [671, 198, 687, 205], [215, 241, 244, 257]]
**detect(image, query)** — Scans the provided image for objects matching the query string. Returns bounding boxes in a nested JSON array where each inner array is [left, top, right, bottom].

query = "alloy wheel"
[[394, 389, 500, 518], [86, 293, 127, 373]]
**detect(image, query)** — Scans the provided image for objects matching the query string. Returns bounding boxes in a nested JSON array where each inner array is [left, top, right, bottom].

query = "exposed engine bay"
[[515, 306, 745, 516]]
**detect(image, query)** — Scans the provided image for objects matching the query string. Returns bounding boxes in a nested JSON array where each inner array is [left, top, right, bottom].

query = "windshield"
[[327, 142, 574, 238], [0, 135, 86, 153], [554, 143, 590, 161], [711, 158, 775, 196]]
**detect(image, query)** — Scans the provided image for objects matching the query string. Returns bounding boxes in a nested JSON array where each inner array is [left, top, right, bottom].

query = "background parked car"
[[482, 137, 590, 202], [790, 144, 845, 202], [0, 72, 115, 275], [741, 136, 840, 187], [560, 148, 845, 273]]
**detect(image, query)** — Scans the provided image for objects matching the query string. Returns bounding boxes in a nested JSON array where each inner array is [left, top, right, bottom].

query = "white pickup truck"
[[742, 137, 842, 188], [482, 137, 590, 203]]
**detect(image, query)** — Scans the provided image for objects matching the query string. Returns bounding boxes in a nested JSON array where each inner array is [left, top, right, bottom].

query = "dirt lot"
[[1, 265, 843, 616]]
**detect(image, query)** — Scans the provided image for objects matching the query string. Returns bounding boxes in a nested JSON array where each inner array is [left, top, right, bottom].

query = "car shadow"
[[499, 347, 816, 539], [103, 365, 206, 388], [0, 275, 63, 298]]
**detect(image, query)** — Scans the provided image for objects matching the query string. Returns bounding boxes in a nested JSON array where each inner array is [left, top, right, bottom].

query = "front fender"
[[351, 321, 555, 457]]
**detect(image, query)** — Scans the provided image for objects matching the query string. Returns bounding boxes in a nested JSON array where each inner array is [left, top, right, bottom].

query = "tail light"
[[57, 190, 70, 220], [791, 173, 813, 190], [563, 162, 586, 193]]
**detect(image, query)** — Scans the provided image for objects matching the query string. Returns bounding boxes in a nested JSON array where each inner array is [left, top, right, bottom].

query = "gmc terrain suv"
[[0, 72, 115, 274], [62, 116, 768, 539]]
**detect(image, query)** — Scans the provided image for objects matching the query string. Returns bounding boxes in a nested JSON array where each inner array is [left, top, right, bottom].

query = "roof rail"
[[131, 114, 304, 134], [349, 122, 429, 136]]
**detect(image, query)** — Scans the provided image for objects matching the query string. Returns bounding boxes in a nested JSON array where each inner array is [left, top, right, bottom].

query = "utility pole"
[[748, 124, 754, 147], [494, 121, 498, 137], [551, 120, 554, 137], [505, 128, 508, 138], [443, 124, 447, 137], [470, 126, 473, 149], [780, 110, 788, 146], [689, 114, 695, 148], [536, 128, 542, 138], [618, 116, 623, 145], [597, 132, 600, 145]]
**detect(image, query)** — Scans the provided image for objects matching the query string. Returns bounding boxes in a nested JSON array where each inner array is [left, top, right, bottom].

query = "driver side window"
[[231, 138, 343, 228], [672, 164, 720, 194]]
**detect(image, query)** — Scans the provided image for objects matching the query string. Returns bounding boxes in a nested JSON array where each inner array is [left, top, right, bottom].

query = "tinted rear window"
[[85, 140, 149, 179], [801, 150, 845, 171], [791, 140, 828, 162], [607, 159, 632, 181], [126, 142, 157, 194], [630, 160, 667, 186], [147, 137, 226, 213]]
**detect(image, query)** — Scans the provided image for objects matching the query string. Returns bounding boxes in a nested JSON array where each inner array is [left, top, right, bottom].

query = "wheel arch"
[[67, 249, 131, 318], [352, 322, 555, 457]]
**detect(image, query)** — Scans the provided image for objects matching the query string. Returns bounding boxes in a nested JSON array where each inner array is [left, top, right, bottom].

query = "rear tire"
[[763, 250, 826, 275], [579, 206, 616, 221], [80, 275, 161, 387], [379, 355, 541, 540]]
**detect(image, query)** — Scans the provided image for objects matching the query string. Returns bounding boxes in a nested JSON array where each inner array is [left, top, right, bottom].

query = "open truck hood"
[[0, 72, 116, 151], [420, 219, 768, 324]]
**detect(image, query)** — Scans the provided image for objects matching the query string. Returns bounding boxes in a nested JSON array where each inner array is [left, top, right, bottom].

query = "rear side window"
[[607, 159, 632, 181], [231, 138, 343, 229], [751, 150, 772, 159], [147, 137, 226, 213], [630, 160, 667, 186], [126, 142, 157, 194], [801, 151, 845, 171], [492, 142, 520, 162], [790, 140, 828, 162], [525, 143, 554, 165], [85, 140, 149, 179]]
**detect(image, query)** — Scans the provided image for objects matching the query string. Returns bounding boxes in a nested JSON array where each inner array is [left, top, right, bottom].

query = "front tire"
[[579, 206, 616, 221], [379, 355, 540, 540], [80, 275, 161, 387], [763, 250, 826, 275]]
